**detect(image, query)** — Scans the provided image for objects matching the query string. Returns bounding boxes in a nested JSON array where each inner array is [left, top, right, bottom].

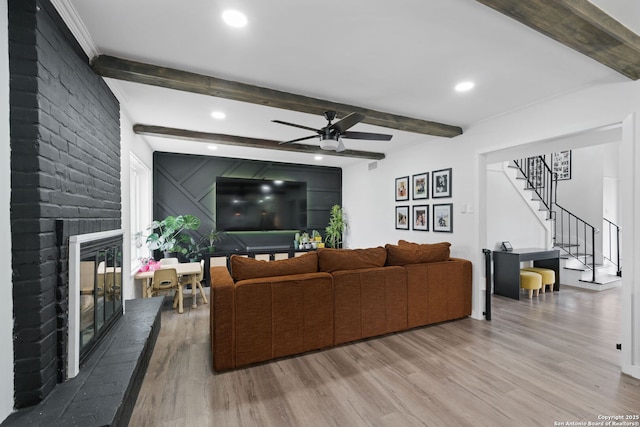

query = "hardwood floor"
[[130, 286, 640, 426]]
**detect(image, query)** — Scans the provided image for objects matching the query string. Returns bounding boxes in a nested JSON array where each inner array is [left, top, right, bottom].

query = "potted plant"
[[205, 228, 224, 253], [311, 230, 321, 248], [145, 214, 201, 257], [325, 205, 347, 248], [180, 235, 202, 262], [300, 232, 311, 249]]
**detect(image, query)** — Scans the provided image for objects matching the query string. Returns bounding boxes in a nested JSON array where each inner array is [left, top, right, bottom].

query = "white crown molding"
[[50, 0, 99, 59]]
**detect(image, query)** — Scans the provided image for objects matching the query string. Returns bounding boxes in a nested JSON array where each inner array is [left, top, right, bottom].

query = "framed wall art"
[[432, 168, 452, 198], [412, 172, 429, 200], [551, 150, 571, 180], [395, 176, 409, 201], [526, 156, 545, 189], [412, 205, 429, 231], [395, 206, 410, 230], [433, 203, 453, 233]]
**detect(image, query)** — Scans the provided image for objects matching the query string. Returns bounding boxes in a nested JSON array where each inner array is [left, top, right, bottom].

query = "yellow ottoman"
[[521, 267, 555, 293], [520, 270, 542, 298]]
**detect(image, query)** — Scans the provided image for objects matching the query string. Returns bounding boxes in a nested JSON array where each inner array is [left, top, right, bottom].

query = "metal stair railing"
[[554, 203, 596, 282], [512, 156, 556, 218], [603, 218, 621, 277], [513, 155, 606, 283]]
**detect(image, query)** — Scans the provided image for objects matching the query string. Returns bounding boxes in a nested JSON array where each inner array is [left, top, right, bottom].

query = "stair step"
[[560, 254, 592, 259], [555, 243, 580, 248], [564, 266, 592, 272], [579, 273, 622, 285]]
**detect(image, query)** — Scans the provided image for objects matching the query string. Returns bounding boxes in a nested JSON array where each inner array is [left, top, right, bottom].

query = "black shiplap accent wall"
[[153, 152, 341, 252]]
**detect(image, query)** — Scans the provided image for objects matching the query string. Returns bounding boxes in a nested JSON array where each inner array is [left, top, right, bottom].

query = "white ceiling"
[[59, 0, 633, 167]]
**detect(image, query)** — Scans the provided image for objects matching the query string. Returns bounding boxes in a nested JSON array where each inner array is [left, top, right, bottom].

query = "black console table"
[[493, 248, 560, 300]]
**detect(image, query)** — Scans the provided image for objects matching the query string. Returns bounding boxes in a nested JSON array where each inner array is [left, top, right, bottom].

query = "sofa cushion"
[[317, 247, 387, 273], [385, 241, 451, 265], [230, 252, 318, 282]]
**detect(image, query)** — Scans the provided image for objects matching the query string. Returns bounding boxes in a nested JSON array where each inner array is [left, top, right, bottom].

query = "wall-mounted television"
[[215, 177, 307, 231]]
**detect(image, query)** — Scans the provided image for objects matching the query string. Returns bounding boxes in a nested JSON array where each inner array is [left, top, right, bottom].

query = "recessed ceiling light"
[[455, 81, 475, 92], [222, 10, 247, 28], [207, 145, 218, 150], [211, 111, 226, 119], [314, 155, 323, 161]]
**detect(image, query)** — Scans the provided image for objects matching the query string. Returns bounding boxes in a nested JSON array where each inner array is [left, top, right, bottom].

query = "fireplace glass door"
[[78, 237, 123, 361]]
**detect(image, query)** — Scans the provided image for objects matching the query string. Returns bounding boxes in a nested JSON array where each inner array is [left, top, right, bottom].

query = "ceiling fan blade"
[[336, 139, 346, 152], [272, 120, 320, 133], [330, 112, 365, 133], [279, 135, 318, 145], [341, 131, 393, 141]]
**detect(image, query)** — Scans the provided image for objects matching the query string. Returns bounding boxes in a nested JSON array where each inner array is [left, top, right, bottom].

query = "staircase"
[[508, 157, 621, 290]]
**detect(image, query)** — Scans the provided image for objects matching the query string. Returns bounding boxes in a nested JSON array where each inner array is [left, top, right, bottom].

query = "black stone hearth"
[[2, 298, 163, 427]]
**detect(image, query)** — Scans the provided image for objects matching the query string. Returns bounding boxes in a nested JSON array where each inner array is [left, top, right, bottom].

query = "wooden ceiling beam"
[[476, 0, 640, 80], [133, 124, 386, 161], [93, 55, 463, 138]]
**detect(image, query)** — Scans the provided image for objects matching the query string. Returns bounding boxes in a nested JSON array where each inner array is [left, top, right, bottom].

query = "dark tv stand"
[[492, 248, 560, 300]]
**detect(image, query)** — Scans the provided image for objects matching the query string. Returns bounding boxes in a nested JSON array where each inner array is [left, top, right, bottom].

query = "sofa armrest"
[[405, 258, 472, 328], [210, 266, 235, 371]]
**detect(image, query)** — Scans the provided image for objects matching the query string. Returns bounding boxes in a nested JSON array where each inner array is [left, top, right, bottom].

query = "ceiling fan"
[[272, 111, 393, 152]]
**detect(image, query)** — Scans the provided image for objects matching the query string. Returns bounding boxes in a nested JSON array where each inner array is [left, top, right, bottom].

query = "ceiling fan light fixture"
[[319, 134, 339, 150]]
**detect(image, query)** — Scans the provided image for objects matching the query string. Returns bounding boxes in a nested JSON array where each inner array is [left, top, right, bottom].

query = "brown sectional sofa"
[[210, 241, 472, 372]]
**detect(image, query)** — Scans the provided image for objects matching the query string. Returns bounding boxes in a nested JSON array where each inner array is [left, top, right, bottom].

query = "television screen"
[[215, 177, 307, 231]]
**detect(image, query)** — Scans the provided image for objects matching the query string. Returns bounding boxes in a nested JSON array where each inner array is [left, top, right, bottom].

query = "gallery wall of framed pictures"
[[551, 150, 571, 180], [394, 168, 453, 233]]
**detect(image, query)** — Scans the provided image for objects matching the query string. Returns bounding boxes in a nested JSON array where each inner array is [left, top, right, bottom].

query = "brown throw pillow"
[[385, 241, 451, 265], [230, 252, 318, 282], [317, 247, 387, 273]]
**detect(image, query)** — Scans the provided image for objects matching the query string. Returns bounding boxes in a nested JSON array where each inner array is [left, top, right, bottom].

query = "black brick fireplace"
[[9, 0, 121, 408]]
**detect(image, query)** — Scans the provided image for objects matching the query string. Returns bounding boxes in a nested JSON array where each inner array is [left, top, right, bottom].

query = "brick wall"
[[9, 0, 121, 408]]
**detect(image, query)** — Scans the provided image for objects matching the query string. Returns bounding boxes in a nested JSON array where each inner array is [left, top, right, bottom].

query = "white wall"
[[343, 77, 640, 378], [343, 138, 477, 262], [0, 0, 15, 421], [556, 145, 604, 227], [486, 164, 547, 251], [119, 108, 154, 300], [603, 142, 620, 224]]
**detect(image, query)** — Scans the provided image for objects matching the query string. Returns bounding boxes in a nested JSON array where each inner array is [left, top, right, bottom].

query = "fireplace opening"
[[69, 230, 124, 378], [79, 240, 123, 360]]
